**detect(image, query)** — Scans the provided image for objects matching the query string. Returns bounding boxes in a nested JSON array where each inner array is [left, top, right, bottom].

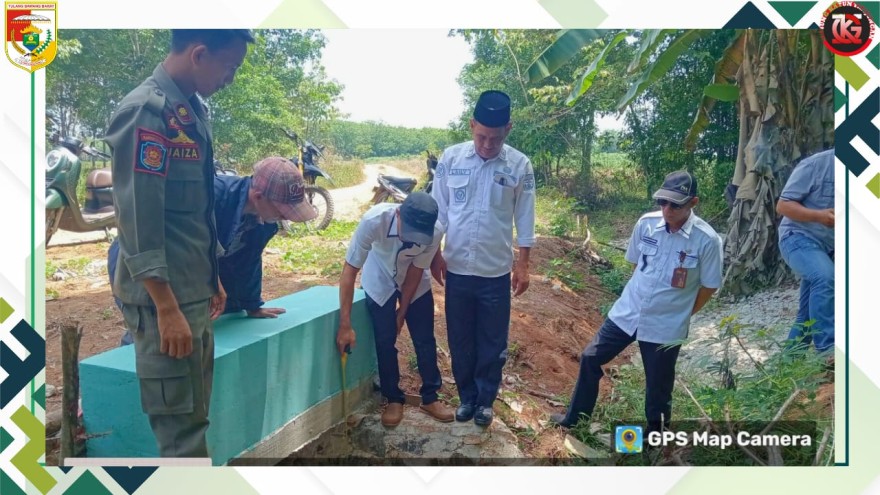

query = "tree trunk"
[[722, 30, 832, 296], [60, 322, 83, 464]]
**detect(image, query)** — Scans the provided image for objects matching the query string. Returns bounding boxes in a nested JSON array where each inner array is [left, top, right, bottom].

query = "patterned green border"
[[1, 1, 877, 493]]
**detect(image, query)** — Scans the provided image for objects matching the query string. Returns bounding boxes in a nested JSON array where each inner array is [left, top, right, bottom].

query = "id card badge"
[[671, 251, 688, 288], [671, 267, 688, 288]]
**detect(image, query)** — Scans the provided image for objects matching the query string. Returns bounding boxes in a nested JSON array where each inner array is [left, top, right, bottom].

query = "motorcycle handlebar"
[[82, 146, 111, 160]]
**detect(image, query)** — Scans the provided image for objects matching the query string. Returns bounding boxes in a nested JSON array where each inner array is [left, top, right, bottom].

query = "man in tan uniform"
[[106, 29, 254, 458]]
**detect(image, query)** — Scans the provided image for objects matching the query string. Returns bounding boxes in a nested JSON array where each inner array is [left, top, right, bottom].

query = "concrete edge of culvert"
[[228, 374, 378, 466], [274, 398, 528, 464]]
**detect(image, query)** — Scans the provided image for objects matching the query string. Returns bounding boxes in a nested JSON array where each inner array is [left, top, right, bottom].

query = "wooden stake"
[[60, 321, 83, 464]]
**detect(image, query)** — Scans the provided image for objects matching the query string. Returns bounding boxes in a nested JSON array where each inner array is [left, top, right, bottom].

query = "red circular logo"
[[821, 1, 876, 56]]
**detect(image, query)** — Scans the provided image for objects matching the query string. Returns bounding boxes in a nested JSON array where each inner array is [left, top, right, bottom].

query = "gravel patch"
[[679, 282, 801, 376]]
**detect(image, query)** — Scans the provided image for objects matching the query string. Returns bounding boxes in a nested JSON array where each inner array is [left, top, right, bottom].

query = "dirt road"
[[329, 162, 416, 221], [46, 163, 416, 247]]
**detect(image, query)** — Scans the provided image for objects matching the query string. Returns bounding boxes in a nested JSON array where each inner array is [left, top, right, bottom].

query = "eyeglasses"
[[656, 199, 688, 210]]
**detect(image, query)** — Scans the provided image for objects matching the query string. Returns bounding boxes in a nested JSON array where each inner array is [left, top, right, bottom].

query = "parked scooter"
[[371, 175, 417, 204], [370, 151, 435, 204], [45, 136, 115, 245], [280, 128, 334, 231]]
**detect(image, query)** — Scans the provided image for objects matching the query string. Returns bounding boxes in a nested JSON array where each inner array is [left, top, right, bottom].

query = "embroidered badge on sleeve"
[[135, 128, 169, 176]]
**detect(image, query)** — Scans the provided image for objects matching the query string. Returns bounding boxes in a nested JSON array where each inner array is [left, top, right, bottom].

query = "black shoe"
[[474, 406, 493, 426], [455, 404, 476, 422], [548, 413, 573, 428]]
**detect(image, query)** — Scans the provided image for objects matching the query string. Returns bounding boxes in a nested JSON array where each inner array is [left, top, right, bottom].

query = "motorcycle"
[[45, 136, 116, 245], [280, 128, 335, 231], [214, 158, 238, 176], [371, 174, 418, 204], [369, 151, 436, 204]]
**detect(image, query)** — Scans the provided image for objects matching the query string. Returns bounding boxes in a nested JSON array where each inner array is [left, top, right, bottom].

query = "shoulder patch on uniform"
[[135, 128, 169, 176], [522, 173, 535, 191], [436, 164, 446, 179]]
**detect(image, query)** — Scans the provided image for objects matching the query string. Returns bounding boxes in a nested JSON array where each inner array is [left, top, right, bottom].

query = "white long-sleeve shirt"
[[432, 141, 536, 277]]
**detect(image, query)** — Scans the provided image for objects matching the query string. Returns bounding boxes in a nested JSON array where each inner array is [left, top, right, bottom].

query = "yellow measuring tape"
[[340, 345, 351, 439]]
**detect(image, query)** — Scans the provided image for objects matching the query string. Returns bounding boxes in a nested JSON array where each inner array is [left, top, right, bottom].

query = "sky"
[[319, 29, 625, 131], [319, 30, 472, 129]]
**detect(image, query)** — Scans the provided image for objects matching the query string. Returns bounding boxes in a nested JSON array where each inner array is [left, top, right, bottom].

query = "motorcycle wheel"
[[281, 185, 334, 234], [46, 207, 63, 245], [306, 185, 334, 230]]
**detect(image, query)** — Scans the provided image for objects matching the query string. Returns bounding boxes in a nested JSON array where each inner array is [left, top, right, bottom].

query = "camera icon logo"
[[615, 425, 643, 454]]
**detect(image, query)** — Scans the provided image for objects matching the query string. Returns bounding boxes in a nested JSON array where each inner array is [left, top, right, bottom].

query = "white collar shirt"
[[345, 203, 443, 306], [607, 210, 723, 344], [431, 141, 536, 277]]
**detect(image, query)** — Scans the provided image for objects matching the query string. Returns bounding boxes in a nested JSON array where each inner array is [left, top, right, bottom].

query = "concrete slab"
[[80, 285, 377, 465]]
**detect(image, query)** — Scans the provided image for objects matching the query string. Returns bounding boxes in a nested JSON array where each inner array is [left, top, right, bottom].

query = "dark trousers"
[[445, 272, 511, 408], [563, 318, 681, 433], [366, 290, 442, 405]]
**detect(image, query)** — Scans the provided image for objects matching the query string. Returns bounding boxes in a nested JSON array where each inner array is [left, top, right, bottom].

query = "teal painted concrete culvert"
[[80, 286, 377, 465]]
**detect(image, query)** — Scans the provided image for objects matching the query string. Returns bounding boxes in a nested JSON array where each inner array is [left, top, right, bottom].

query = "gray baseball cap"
[[399, 192, 438, 245], [653, 171, 698, 205]]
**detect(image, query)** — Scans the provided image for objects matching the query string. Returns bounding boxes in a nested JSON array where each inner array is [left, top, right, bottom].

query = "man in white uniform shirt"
[[430, 90, 537, 427], [336, 192, 454, 427], [550, 171, 723, 435]]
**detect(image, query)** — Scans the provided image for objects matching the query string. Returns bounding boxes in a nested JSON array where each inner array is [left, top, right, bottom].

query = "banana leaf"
[[626, 29, 675, 75], [525, 29, 601, 84], [565, 31, 629, 105], [616, 30, 707, 112], [684, 31, 745, 150]]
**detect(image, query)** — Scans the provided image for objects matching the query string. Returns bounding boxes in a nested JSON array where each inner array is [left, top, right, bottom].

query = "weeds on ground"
[[544, 256, 587, 292], [46, 257, 94, 279], [45, 260, 58, 279], [270, 220, 358, 277], [535, 188, 586, 239], [570, 314, 833, 466], [315, 158, 365, 189]]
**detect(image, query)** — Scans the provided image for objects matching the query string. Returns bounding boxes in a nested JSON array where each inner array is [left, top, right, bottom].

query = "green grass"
[[46, 257, 94, 279], [570, 316, 834, 466], [535, 186, 588, 239], [545, 256, 587, 292], [45, 260, 58, 279], [316, 158, 366, 189], [268, 219, 358, 277]]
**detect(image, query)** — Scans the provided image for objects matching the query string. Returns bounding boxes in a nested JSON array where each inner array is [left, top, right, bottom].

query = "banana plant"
[[526, 29, 833, 295]]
